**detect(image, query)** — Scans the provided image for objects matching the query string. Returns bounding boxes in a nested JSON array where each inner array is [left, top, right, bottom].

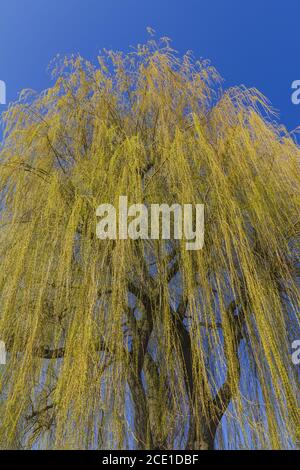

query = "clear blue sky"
[[0, 0, 299, 133]]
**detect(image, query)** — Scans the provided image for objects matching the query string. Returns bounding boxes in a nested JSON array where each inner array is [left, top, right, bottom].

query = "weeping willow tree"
[[0, 36, 299, 450]]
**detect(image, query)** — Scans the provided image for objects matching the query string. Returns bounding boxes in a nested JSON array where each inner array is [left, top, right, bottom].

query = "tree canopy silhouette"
[[0, 36, 299, 450]]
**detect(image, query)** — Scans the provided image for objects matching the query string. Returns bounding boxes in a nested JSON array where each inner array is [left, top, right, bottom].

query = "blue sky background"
[[0, 0, 299, 134]]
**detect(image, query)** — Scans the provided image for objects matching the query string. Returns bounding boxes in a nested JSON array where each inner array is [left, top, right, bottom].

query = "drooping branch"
[[6, 336, 113, 359], [126, 278, 155, 449], [211, 301, 246, 428]]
